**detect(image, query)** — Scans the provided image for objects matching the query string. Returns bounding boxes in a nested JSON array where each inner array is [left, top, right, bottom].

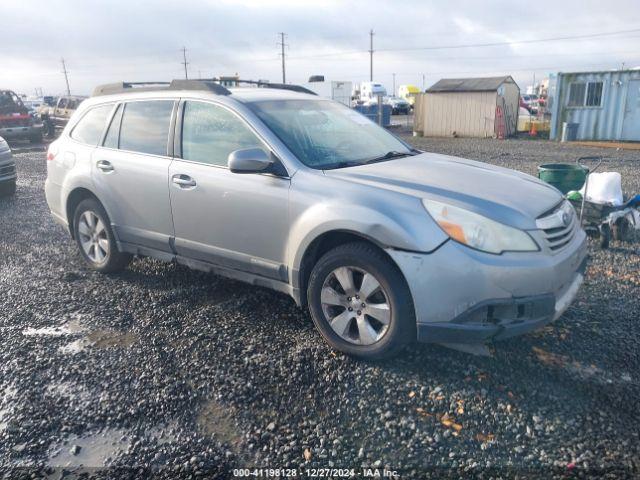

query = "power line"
[[181, 47, 189, 79], [369, 29, 374, 81], [61, 58, 70, 95], [261, 27, 640, 62], [277, 32, 288, 83], [376, 27, 640, 53]]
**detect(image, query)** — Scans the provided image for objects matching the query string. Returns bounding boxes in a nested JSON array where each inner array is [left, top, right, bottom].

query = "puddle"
[[532, 347, 631, 384], [47, 429, 129, 468], [87, 330, 138, 349], [22, 317, 85, 337], [59, 338, 92, 354], [197, 401, 242, 448]]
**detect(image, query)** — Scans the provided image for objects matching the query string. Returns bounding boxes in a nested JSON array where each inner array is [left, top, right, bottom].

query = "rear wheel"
[[307, 242, 415, 360], [73, 198, 132, 273]]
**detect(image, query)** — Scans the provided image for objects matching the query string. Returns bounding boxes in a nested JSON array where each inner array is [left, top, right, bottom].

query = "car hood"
[[324, 152, 563, 229]]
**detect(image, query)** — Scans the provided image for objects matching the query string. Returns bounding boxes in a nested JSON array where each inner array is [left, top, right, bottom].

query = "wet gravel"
[[1, 138, 639, 479]]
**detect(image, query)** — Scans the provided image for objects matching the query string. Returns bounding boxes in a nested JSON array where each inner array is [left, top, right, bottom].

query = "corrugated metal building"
[[414, 76, 519, 138], [550, 69, 640, 141]]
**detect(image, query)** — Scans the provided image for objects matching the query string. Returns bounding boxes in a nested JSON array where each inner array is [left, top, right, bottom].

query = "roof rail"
[[92, 80, 231, 97], [91, 78, 316, 97], [219, 79, 317, 95]]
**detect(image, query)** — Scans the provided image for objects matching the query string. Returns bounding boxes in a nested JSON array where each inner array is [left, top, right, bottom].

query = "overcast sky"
[[2, 0, 640, 96]]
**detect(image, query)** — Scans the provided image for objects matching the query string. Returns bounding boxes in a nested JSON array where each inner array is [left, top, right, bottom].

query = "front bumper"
[[0, 148, 16, 184], [387, 229, 588, 344]]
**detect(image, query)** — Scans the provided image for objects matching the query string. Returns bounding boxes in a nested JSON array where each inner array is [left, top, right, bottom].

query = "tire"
[[0, 180, 16, 197], [73, 198, 132, 273], [307, 242, 415, 360]]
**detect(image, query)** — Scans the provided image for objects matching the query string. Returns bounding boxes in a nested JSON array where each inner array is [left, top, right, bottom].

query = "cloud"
[[1, 0, 639, 95]]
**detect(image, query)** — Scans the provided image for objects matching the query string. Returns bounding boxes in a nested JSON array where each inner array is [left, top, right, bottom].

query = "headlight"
[[422, 199, 538, 254]]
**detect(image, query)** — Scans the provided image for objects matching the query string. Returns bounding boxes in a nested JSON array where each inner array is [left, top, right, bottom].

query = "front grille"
[[0, 164, 16, 177], [537, 201, 578, 252]]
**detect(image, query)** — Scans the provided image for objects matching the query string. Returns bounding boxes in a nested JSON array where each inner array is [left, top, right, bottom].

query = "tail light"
[[47, 144, 58, 162]]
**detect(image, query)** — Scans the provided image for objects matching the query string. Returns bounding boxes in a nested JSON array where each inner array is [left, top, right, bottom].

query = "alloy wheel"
[[77, 211, 109, 264], [320, 266, 391, 345]]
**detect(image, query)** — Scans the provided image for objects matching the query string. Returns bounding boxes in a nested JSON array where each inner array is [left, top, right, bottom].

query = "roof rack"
[[92, 78, 317, 97], [92, 80, 230, 97]]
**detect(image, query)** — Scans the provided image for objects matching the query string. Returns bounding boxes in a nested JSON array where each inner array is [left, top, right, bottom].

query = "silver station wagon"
[[45, 79, 587, 359]]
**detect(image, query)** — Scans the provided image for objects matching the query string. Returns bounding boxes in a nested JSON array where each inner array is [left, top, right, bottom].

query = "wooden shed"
[[414, 76, 519, 138]]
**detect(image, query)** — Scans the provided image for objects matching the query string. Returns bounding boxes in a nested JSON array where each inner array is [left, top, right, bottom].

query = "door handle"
[[96, 160, 114, 172], [172, 174, 197, 188]]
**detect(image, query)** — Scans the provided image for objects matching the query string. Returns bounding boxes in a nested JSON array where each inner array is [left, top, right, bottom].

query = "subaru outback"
[[45, 79, 587, 359]]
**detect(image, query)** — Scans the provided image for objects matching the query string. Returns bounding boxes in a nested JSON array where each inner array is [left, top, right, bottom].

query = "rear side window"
[[70, 105, 113, 145], [103, 104, 122, 148], [119, 101, 174, 156], [181, 101, 263, 166]]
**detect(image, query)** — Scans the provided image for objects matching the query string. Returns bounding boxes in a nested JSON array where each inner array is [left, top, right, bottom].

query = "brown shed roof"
[[426, 76, 515, 93]]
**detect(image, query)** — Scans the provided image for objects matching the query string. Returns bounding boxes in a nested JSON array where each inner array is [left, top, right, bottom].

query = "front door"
[[169, 100, 290, 281], [91, 99, 176, 253], [622, 80, 640, 141]]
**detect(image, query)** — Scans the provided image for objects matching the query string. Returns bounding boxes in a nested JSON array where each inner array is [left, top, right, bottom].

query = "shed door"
[[621, 80, 640, 141]]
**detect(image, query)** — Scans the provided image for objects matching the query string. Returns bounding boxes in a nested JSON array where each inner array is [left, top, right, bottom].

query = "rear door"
[[91, 99, 176, 253], [169, 100, 290, 280]]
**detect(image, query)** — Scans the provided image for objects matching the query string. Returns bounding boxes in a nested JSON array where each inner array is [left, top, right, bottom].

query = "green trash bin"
[[537, 163, 589, 194]]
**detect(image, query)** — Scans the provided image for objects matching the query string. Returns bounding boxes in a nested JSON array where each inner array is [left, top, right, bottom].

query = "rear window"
[[70, 105, 113, 145], [119, 101, 174, 156]]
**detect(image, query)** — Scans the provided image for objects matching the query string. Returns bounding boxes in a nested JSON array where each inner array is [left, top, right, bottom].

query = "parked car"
[[40, 95, 87, 137], [363, 96, 411, 114], [0, 136, 16, 197], [45, 79, 588, 359], [386, 96, 411, 114], [0, 90, 43, 143]]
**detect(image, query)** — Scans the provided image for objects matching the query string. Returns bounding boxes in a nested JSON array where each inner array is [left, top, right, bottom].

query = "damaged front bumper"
[[387, 229, 588, 344]]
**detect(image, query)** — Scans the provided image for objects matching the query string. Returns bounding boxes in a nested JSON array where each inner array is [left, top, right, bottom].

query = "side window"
[[119, 100, 174, 156], [58, 98, 68, 109], [568, 83, 585, 107], [70, 104, 113, 145], [67, 99, 79, 110], [103, 104, 122, 149], [586, 82, 603, 107], [181, 101, 263, 166]]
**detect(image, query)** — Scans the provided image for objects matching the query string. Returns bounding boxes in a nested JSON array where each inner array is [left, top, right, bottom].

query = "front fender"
[[286, 171, 449, 286]]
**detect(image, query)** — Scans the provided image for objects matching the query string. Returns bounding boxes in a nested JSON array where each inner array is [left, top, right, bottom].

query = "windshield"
[[247, 99, 413, 169]]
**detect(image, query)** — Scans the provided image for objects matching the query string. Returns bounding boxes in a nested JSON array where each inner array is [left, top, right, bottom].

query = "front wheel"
[[307, 242, 415, 360], [73, 198, 132, 273]]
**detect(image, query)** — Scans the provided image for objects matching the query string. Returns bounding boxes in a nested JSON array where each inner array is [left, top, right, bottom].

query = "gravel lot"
[[1, 137, 639, 479]]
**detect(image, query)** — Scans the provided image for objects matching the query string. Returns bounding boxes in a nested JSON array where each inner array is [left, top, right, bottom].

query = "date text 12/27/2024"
[[232, 468, 400, 478]]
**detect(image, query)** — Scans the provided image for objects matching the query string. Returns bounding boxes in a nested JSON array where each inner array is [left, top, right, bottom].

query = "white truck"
[[302, 78, 353, 107]]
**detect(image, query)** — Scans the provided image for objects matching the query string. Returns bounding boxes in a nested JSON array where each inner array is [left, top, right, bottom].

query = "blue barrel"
[[352, 104, 392, 126]]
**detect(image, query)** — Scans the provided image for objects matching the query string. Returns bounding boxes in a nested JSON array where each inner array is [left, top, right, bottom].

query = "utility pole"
[[277, 32, 287, 83], [369, 29, 374, 81], [61, 58, 70, 95], [181, 47, 189, 79], [392, 73, 396, 96], [422, 74, 425, 91]]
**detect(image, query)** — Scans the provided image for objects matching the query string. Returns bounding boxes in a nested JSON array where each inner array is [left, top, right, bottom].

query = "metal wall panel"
[[550, 70, 640, 141]]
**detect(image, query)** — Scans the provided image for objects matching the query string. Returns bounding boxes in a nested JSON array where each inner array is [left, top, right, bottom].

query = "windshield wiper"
[[320, 160, 364, 170], [362, 150, 417, 165]]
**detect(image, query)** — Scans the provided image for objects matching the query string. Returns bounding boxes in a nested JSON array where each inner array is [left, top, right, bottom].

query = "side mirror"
[[228, 148, 274, 174]]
